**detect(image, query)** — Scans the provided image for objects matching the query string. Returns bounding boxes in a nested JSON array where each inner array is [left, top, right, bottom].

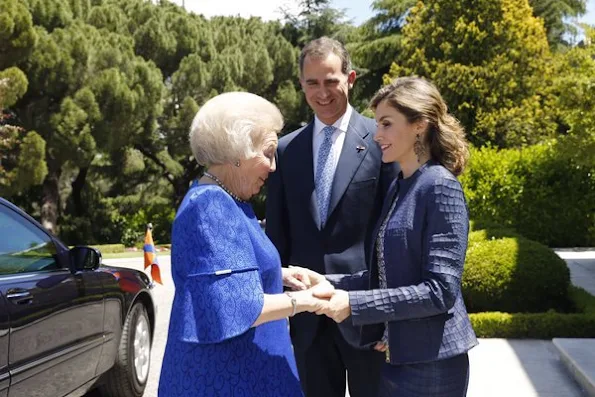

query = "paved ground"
[[96, 252, 594, 397], [467, 339, 584, 396], [556, 250, 595, 296]]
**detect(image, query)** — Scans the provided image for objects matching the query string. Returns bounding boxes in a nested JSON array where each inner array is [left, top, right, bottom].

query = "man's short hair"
[[299, 36, 352, 75]]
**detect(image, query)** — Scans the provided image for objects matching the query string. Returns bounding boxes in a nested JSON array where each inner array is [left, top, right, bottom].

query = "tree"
[[280, 0, 351, 46], [0, 0, 46, 195], [1, 0, 319, 241], [387, 0, 556, 148], [529, 0, 587, 48], [347, 0, 415, 109], [550, 25, 595, 166], [10, 11, 165, 232]]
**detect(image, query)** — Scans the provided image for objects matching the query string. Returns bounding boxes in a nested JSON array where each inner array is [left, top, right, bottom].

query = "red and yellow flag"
[[143, 224, 163, 285]]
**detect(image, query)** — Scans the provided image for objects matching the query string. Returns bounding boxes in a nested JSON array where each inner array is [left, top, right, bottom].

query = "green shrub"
[[460, 142, 595, 247], [467, 227, 521, 245], [569, 285, 595, 315], [469, 285, 595, 338], [470, 312, 595, 338], [463, 234, 570, 313]]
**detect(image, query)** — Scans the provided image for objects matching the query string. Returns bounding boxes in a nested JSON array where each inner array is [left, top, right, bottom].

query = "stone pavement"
[[467, 339, 585, 396], [556, 250, 595, 296]]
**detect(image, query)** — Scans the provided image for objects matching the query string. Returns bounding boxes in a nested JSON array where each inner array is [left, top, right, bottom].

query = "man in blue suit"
[[266, 37, 399, 397]]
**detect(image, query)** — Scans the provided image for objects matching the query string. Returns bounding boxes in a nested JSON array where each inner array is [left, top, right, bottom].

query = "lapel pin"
[[356, 145, 366, 153]]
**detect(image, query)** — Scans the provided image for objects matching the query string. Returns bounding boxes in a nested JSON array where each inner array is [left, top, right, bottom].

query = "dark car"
[[0, 198, 156, 397]]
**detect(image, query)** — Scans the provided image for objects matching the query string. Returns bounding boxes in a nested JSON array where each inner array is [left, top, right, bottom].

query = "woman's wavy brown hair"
[[370, 77, 469, 176]]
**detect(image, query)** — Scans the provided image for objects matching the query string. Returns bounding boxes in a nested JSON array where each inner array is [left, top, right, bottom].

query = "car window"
[[0, 205, 59, 274]]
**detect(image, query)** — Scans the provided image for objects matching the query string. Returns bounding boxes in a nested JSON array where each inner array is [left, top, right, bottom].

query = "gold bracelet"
[[285, 292, 297, 317]]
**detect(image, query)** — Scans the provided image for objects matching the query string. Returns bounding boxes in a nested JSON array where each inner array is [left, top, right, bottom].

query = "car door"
[[0, 202, 104, 397], [0, 292, 9, 397]]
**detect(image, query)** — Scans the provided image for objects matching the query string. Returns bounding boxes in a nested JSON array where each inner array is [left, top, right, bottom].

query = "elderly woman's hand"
[[313, 289, 351, 323], [282, 266, 327, 291], [292, 288, 332, 313]]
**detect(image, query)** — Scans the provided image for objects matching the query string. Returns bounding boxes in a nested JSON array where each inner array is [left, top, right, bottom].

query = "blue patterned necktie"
[[315, 125, 336, 227]]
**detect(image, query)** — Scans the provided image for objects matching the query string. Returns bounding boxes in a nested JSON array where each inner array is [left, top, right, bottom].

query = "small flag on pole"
[[143, 223, 163, 285]]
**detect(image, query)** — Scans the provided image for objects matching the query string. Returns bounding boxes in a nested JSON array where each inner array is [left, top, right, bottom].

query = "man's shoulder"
[[278, 123, 311, 151]]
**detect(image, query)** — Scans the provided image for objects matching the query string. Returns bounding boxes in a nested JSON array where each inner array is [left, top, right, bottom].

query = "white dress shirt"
[[311, 104, 353, 223]]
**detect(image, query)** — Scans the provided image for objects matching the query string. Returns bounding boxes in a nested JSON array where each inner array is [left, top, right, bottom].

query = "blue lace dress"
[[158, 182, 303, 397]]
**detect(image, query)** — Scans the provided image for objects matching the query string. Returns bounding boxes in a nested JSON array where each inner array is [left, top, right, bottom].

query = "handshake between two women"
[[281, 266, 352, 324]]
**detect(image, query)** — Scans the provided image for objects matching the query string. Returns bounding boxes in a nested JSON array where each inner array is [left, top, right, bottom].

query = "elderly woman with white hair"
[[158, 92, 330, 397]]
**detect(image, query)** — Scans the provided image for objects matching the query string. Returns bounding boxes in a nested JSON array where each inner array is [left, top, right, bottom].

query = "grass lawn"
[[102, 251, 147, 259]]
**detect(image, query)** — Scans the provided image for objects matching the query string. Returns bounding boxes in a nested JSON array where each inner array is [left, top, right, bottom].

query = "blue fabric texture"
[[158, 182, 302, 397], [315, 125, 336, 226]]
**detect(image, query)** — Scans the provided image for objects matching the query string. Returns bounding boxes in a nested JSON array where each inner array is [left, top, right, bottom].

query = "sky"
[[171, 0, 595, 27]]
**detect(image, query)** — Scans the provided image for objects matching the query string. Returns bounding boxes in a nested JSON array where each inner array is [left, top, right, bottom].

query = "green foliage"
[[463, 232, 571, 313], [469, 311, 595, 338], [461, 143, 595, 247], [387, 0, 556, 148], [280, 0, 351, 46], [0, 0, 38, 69], [550, 27, 595, 167], [0, 128, 47, 195], [470, 286, 595, 338], [4, 0, 317, 237], [0, 67, 28, 108], [570, 285, 595, 315], [347, 0, 413, 108], [24, 0, 74, 31], [60, 179, 175, 246], [528, 0, 587, 48], [86, 3, 130, 35]]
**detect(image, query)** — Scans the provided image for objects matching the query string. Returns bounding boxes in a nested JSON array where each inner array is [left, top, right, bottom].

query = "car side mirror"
[[70, 246, 101, 271]]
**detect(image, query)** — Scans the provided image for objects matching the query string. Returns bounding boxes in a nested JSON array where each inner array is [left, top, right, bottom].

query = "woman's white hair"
[[189, 92, 284, 166]]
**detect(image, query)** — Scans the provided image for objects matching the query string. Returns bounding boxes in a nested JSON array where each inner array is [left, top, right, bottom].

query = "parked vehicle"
[[0, 198, 156, 397]]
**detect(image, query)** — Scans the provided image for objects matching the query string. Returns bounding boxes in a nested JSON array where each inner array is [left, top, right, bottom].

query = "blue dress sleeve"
[[172, 187, 264, 344]]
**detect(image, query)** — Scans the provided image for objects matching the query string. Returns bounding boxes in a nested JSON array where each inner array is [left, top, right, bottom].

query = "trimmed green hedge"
[[470, 312, 595, 338], [463, 232, 571, 313], [470, 287, 595, 338], [461, 142, 595, 247]]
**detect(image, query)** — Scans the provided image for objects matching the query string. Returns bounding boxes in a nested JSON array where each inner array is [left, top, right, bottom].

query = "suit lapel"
[[327, 112, 370, 220], [286, 123, 318, 224]]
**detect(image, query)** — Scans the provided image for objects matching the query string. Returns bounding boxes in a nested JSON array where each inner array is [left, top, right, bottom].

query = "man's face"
[[300, 52, 356, 126]]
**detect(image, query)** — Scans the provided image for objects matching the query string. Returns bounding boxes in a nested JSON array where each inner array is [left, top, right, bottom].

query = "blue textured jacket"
[[328, 161, 478, 365]]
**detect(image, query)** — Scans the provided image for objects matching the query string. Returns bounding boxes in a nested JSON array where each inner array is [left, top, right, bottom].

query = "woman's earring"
[[413, 134, 426, 163], [235, 160, 240, 167]]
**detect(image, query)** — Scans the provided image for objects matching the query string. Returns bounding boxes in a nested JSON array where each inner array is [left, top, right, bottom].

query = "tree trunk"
[[71, 166, 88, 217], [40, 166, 61, 234]]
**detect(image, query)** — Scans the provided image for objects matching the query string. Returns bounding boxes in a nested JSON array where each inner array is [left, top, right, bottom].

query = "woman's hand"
[[282, 267, 310, 290], [292, 286, 333, 313], [313, 289, 351, 323], [373, 342, 388, 352], [282, 266, 327, 290]]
